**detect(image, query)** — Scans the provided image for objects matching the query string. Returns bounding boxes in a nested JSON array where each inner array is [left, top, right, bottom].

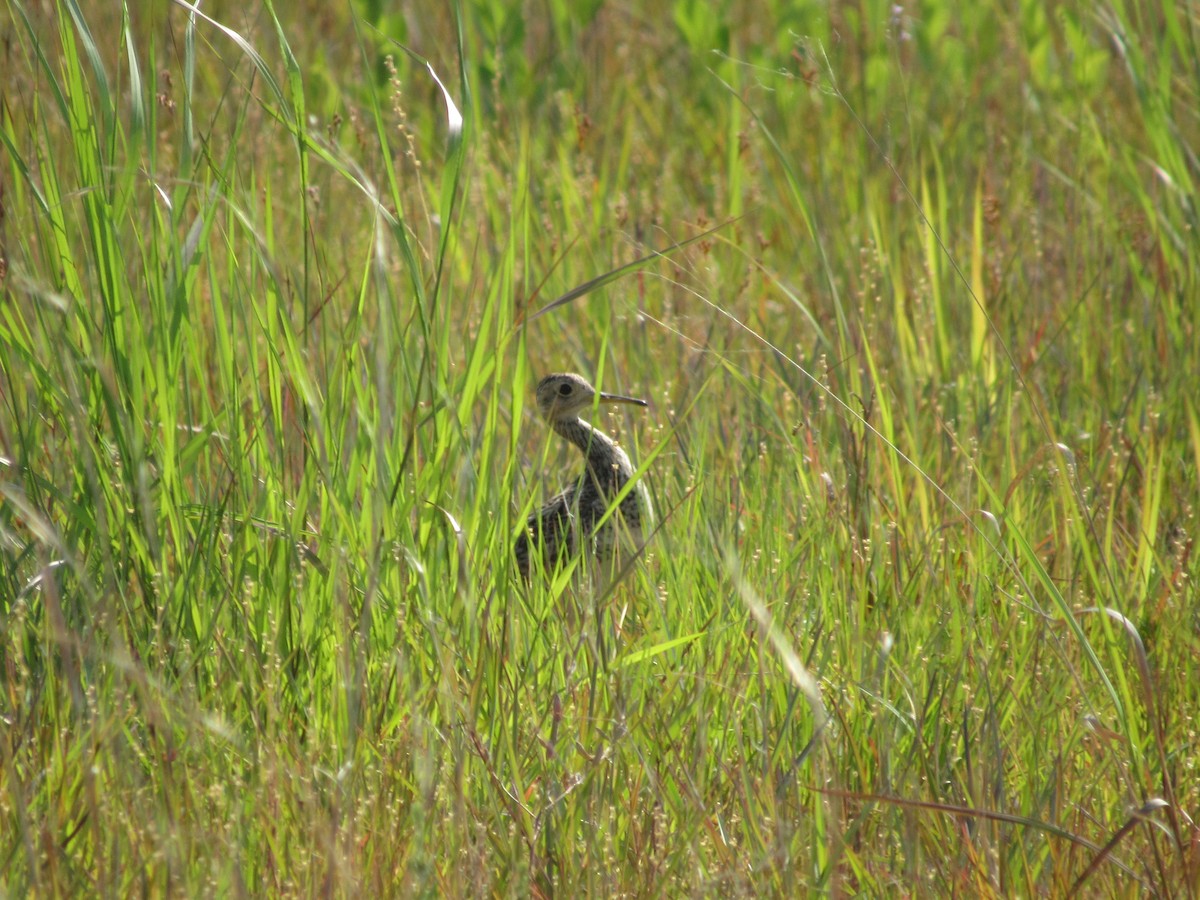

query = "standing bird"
[[515, 373, 650, 580]]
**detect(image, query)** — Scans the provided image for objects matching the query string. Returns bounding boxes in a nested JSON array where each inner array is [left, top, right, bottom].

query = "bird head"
[[534, 373, 647, 421]]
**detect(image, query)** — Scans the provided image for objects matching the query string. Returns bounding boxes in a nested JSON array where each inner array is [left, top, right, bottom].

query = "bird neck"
[[551, 415, 619, 468]]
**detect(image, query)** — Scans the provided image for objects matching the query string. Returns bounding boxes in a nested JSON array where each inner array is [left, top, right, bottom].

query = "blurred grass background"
[[1, 0, 1197, 894]]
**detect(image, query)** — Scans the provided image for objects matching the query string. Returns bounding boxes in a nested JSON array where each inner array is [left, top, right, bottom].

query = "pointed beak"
[[598, 390, 648, 408]]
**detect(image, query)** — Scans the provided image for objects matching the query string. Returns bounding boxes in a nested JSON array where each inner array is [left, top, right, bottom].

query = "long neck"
[[550, 415, 617, 470]]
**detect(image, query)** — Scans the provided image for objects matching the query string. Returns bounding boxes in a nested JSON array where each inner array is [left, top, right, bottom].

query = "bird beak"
[[598, 391, 648, 408]]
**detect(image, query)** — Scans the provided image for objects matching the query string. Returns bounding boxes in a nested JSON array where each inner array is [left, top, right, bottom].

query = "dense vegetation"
[[2, 0, 1197, 894]]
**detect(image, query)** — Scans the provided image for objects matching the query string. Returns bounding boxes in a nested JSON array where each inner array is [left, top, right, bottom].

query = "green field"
[[2, 0, 1198, 894]]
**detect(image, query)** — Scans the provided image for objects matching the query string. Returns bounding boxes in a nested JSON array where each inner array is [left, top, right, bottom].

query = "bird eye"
[[558, 383, 572, 396]]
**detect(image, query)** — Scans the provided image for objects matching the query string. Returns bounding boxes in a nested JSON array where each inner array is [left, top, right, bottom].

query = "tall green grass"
[[2, 0, 1197, 894]]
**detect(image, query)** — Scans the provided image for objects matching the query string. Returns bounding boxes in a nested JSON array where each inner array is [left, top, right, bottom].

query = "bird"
[[514, 373, 650, 580]]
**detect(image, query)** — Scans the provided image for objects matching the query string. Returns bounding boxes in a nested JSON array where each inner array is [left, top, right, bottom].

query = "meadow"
[[1, 0, 1198, 894]]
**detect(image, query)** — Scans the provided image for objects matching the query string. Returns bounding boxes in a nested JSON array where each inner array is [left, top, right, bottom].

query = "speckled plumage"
[[515, 373, 650, 579]]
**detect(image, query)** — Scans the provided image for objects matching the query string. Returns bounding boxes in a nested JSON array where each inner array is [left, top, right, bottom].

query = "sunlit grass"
[[2, 0, 1197, 894]]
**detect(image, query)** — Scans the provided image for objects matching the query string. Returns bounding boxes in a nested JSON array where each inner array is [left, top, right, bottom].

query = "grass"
[[1, 0, 1197, 894]]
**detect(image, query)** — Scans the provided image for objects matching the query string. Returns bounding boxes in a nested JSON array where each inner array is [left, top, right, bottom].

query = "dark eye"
[[558, 383, 572, 396]]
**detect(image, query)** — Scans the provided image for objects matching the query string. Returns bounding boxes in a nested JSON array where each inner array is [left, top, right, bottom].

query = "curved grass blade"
[[528, 216, 743, 322]]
